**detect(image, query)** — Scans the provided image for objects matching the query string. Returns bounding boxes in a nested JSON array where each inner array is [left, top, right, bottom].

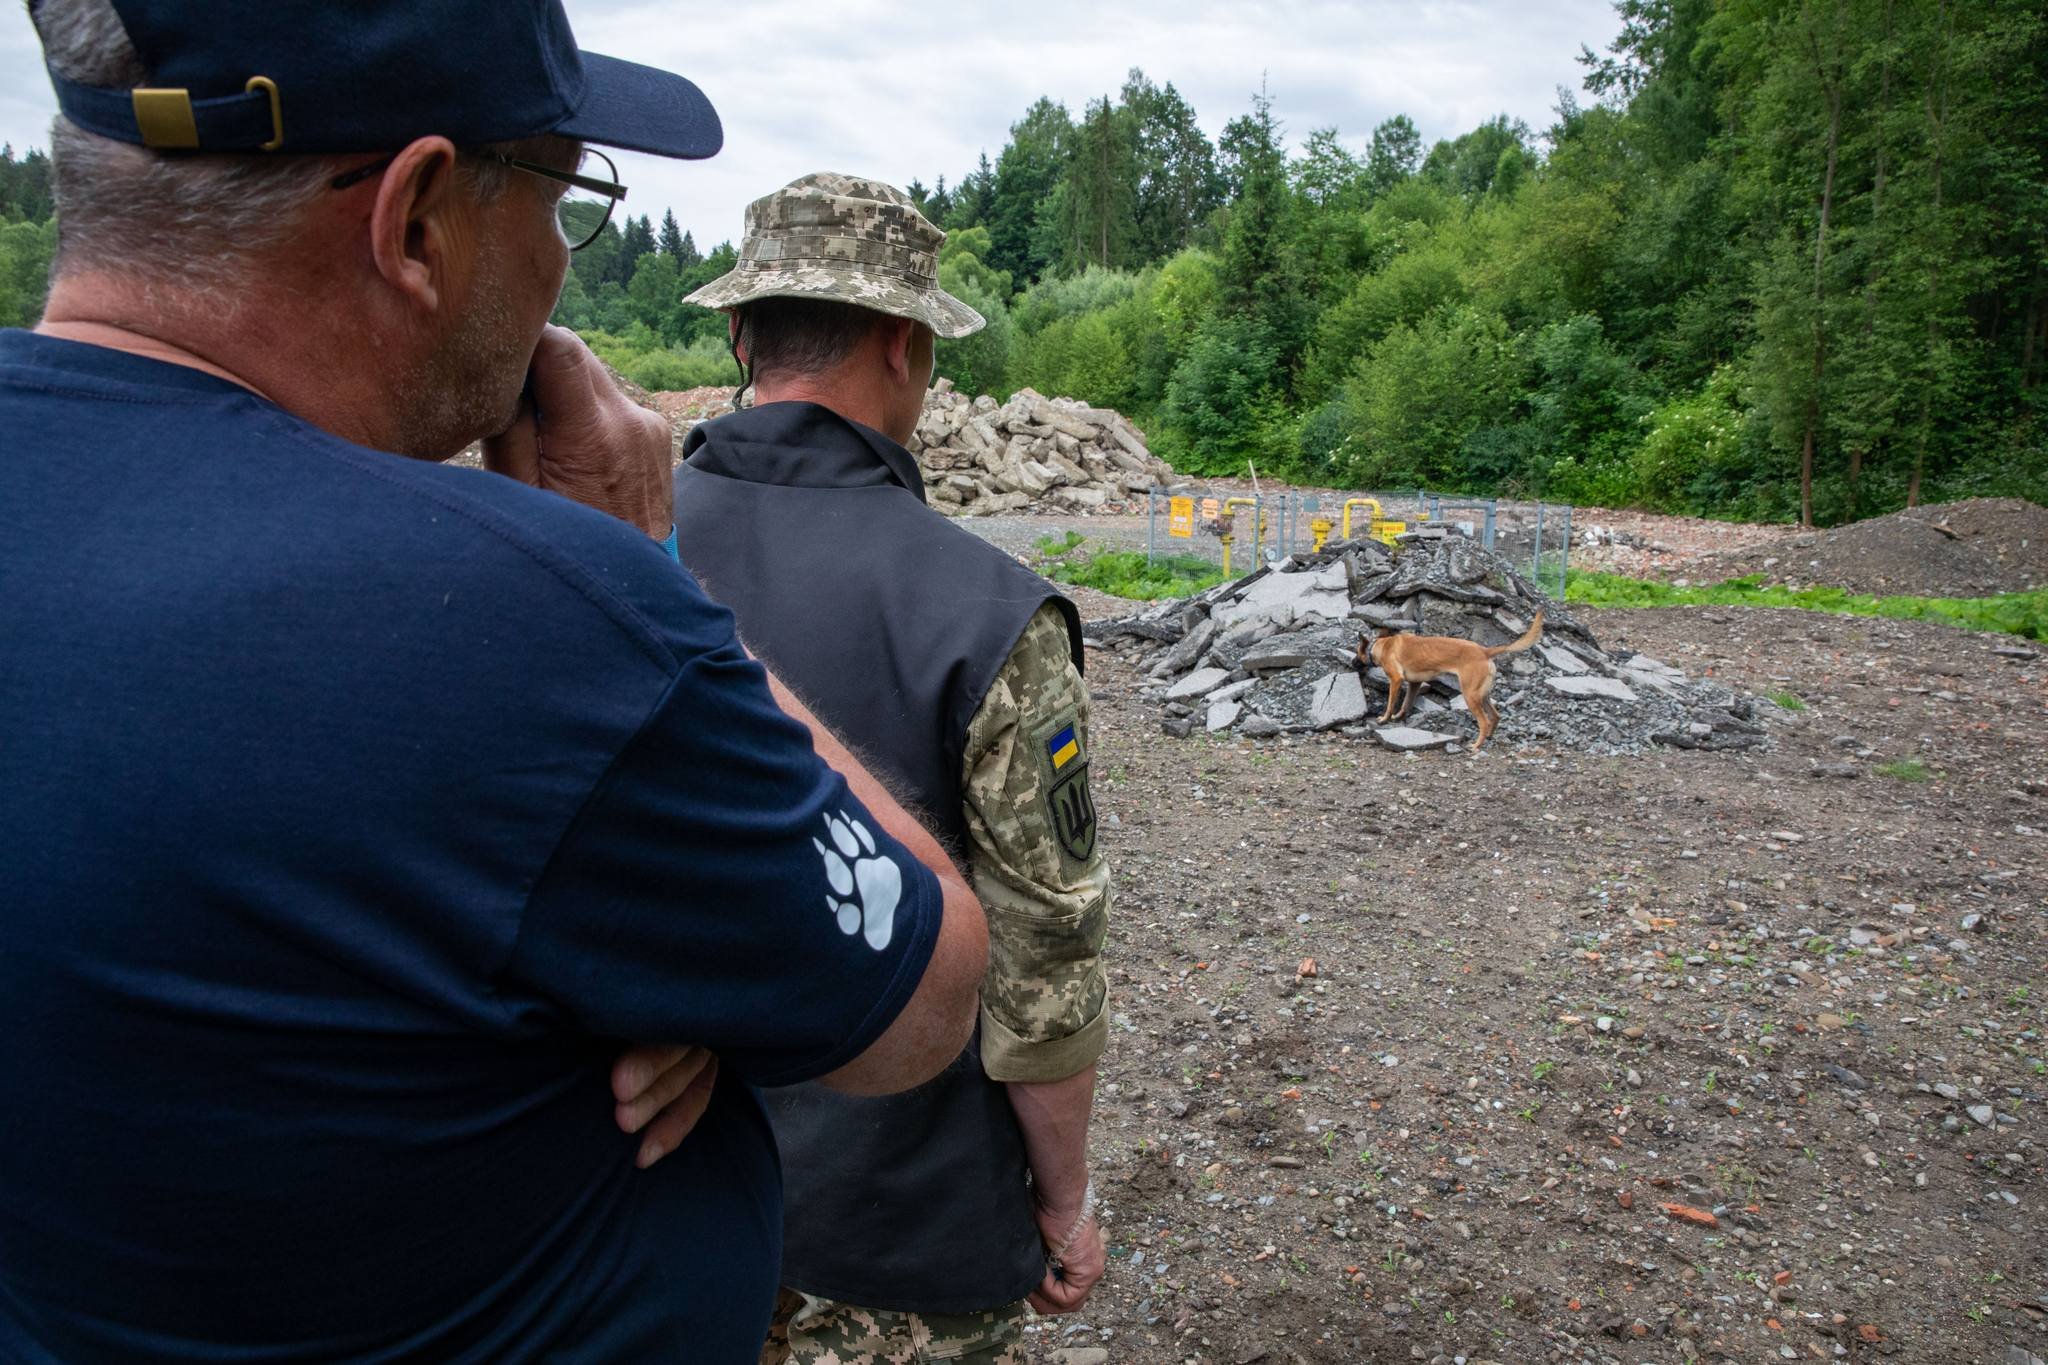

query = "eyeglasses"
[[329, 147, 627, 250]]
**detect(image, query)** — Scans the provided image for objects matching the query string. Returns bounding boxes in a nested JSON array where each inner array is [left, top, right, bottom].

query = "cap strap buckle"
[[130, 88, 199, 149], [244, 76, 282, 151]]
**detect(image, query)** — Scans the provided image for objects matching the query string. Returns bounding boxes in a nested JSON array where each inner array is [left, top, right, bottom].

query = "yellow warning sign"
[[1200, 497, 1221, 522], [1168, 496, 1194, 538]]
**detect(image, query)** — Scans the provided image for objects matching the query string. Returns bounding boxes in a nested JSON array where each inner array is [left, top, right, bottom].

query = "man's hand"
[[1028, 1202, 1104, 1315], [483, 324, 674, 538], [611, 1044, 719, 1169]]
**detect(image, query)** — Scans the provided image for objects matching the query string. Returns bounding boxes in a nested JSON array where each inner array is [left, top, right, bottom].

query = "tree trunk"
[[1847, 0, 1894, 517], [1909, 0, 1952, 509], [1801, 26, 1844, 529], [2022, 267, 2045, 389]]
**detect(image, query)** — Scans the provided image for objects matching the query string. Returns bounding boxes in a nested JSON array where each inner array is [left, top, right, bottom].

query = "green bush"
[[1161, 314, 1282, 474], [1343, 303, 1525, 488], [582, 329, 733, 392], [1628, 367, 1742, 509]]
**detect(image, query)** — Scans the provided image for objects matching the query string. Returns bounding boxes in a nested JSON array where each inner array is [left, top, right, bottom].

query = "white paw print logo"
[[814, 811, 903, 951]]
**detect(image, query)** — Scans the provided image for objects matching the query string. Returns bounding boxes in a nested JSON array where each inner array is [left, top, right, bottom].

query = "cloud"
[[0, 0, 1620, 248]]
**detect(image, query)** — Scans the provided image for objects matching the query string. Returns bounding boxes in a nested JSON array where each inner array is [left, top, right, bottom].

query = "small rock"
[[1050, 1349, 1110, 1365], [1373, 725, 1458, 752], [1826, 1065, 1869, 1091], [1240, 712, 1283, 738], [1968, 1105, 1996, 1127], [1961, 912, 1985, 932]]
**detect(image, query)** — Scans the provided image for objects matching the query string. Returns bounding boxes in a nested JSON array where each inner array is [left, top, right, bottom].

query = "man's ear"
[[367, 136, 466, 315], [878, 315, 917, 386], [728, 310, 749, 366]]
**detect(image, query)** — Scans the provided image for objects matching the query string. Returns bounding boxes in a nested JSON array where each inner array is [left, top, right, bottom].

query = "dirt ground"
[[1014, 596, 2046, 1365]]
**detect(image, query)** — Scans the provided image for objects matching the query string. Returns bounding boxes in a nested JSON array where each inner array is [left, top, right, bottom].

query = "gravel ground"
[[1008, 594, 2046, 1365], [1696, 499, 2048, 598], [954, 498, 1813, 587]]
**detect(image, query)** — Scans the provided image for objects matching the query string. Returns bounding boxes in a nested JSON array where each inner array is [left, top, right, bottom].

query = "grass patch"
[[1876, 758, 1932, 782], [1035, 533, 1227, 601], [1564, 571, 2048, 641], [1767, 691, 1808, 711]]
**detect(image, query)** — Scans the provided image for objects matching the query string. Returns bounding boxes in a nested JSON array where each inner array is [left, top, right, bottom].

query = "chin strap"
[[726, 306, 755, 410]]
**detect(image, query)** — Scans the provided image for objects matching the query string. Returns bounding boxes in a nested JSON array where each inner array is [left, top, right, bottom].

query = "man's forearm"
[[1006, 1065, 1097, 1217]]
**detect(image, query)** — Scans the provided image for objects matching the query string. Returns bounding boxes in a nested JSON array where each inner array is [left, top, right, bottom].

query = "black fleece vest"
[[674, 400, 1082, 1313]]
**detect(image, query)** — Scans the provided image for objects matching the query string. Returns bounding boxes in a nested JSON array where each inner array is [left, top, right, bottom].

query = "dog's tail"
[[1484, 609, 1544, 658]]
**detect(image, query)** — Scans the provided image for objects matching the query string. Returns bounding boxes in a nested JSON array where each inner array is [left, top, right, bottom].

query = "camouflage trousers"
[[759, 1288, 1029, 1365]]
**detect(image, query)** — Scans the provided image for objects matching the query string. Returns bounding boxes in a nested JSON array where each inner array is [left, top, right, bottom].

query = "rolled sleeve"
[[960, 604, 1111, 1084]]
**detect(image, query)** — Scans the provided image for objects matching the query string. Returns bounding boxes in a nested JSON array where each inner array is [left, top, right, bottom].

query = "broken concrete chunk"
[[1240, 627, 1354, 674], [1374, 725, 1459, 751], [1539, 644, 1590, 674], [1545, 675, 1639, 703], [1309, 670, 1369, 729], [1164, 667, 1231, 701]]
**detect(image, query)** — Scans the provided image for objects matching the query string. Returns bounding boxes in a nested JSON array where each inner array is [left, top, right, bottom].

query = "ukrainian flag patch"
[[1046, 724, 1080, 772], [1035, 712, 1096, 865]]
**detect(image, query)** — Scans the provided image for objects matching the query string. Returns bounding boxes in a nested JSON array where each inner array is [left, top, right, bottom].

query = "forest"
[[4, 0, 2044, 525]]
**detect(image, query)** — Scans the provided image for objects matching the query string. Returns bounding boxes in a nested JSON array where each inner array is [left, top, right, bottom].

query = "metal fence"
[[1143, 488, 1575, 601], [1143, 488, 1440, 574]]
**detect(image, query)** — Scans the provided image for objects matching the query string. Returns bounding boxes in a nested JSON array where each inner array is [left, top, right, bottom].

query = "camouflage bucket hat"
[[684, 172, 985, 339]]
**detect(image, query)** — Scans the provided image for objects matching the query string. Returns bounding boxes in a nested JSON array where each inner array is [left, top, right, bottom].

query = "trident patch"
[[1038, 715, 1097, 865]]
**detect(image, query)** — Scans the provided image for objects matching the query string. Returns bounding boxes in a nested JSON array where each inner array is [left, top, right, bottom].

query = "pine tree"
[[946, 152, 997, 231], [617, 214, 656, 287], [657, 209, 686, 260], [1062, 95, 1137, 270]]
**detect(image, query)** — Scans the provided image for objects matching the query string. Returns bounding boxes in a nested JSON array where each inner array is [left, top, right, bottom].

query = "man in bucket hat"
[[674, 174, 1112, 1364], [0, 5, 992, 1360]]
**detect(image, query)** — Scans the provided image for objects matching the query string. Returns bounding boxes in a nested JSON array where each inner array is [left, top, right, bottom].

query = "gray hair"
[[30, 0, 519, 290], [737, 296, 889, 383]]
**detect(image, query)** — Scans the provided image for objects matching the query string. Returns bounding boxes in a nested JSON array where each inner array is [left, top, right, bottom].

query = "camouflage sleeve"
[[961, 602, 1111, 1084]]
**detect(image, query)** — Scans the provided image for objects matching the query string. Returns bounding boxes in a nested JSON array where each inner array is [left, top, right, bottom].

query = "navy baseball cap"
[[41, 0, 722, 159]]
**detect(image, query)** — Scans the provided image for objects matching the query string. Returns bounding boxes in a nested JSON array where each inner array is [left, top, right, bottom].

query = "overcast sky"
[[1, 1, 1622, 247]]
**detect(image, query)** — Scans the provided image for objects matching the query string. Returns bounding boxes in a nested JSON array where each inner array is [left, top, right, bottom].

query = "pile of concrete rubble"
[[1088, 535, 1775, 755], [906, 382, 1176, 516]]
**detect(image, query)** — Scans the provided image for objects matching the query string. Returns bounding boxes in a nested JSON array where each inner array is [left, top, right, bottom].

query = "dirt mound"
[[1089, 533, 1777, 756], [1697, 498, 2047, 597]]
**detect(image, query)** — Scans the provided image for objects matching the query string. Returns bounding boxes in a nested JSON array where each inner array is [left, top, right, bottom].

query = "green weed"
[[1036, 536, 1227, 601], [1564, 570, 2048, 642]]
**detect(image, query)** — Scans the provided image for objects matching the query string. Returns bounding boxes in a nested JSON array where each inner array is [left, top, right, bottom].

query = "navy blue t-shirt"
[[0, 330, 943, 1362]]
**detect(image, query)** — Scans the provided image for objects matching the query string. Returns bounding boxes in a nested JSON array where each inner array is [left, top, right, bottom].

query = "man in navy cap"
[[0, 1, 989, 1360]]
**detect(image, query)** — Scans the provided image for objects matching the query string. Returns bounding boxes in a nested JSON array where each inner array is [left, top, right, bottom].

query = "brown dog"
[[1357, 611, 1544, 752]]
